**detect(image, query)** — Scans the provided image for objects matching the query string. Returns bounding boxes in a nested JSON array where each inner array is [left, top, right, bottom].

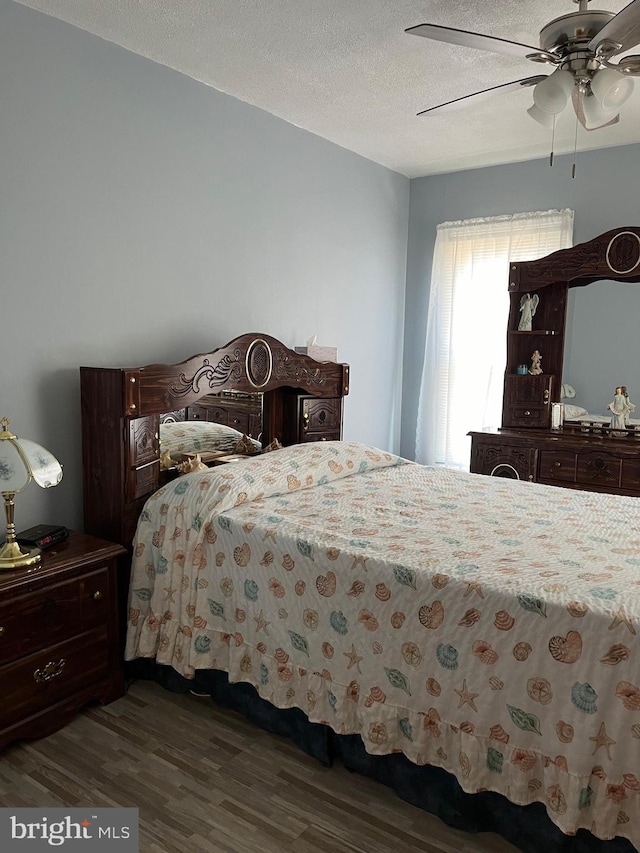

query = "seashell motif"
[[436, 643, 459, 670], [328, 460, 343, 474], [368, 722, 388, 745], [513, 641, 532, 662], [591, 765, 607, 780], [358, 609, 379, 631], [402, 642, 422, 667], [459, 751, 471, 779], [528, 677, 553, 705], [282, 554, 295, 571], [617, 811, 630, 825], [458, 608, 481, 627], [129, 608, 140, 627], [528, 779, 543, 792], [601, 644, 631, 665], [459, 720, 475, 734], [489, 676, 504, 691], [364, 686, 387, 708], [432, 574, 450, 589], [322, 642, 334, 659], [330, 610, 349, 635], [556, 721, 574, 743], [494, 610, 515, 631], [375, 583, 391, 602], [286, 687, 296, 702], [295, 580, 306, 596], [241, 521, 254, 533], [203, 522, 217, 545], [391, 611, 406, 629], [548, 630, 583, 664], [347, 680, 360, 701], [275, 647, 289, 664], [269, 578, 286, 599], [372, 641, 384, 654], [436, 747, 447, 761], [347, 580, 365, 597], [193, 615, 207, 630], [419, 600, 445, 629], [186, 604, 196, 619], [623, 774, 640, 790], [616, 681, 640, 711], [234, 632, 244, 647], [546, 785, 568, 815], [571, 681, 598, 714], [278, 608, 288, 619], [233, 543, 251, 567], [307, 691, 316, 711], [278, 665, 293, 683], [260, 551, 274, 566], [426, 677, 441, 697], [215, 552, 225, 567], [240, 654, 252, 673], [326, 547, 341, 561], [472, 641, 498, 665], [192, 544, 207, 571], [152, 526, 165, 548], [567, 600, 589, 618], [287, 475, 301, 490], [316, 571, 337, 597], [632, 724, 640, 739], [256, 642, 267, 654], [303, 609, 319, 630], [490, 724, 510, 744]]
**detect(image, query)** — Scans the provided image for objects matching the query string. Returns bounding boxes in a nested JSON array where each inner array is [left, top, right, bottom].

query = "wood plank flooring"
[[0, 680, 520, 853]]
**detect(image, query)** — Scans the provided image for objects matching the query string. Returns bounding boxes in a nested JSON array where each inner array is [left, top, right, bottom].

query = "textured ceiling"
[[12, 0, 640, 177]]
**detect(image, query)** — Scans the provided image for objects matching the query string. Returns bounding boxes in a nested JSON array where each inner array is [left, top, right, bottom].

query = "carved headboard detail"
[[81, 333, 349, 549]]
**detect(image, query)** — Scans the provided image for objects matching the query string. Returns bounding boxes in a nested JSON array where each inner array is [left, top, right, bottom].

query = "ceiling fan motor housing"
[[539, 10, 613, 54]]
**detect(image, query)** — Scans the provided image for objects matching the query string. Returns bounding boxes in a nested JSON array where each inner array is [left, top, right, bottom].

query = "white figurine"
[[518, 292, 539, 331], [608, 386, 635, 430], [528, 350, 543, 375]]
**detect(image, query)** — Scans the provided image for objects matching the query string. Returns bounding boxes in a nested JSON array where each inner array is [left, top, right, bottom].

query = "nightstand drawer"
[[300, 430, 342, 443], [0, 628, 110, 729], [0, 567, 109, 665]]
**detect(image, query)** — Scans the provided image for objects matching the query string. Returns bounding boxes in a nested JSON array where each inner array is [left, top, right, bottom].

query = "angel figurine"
[[518, 292, 539, 331], [609, 386, 635, 430], [528, 350, 543, 375]]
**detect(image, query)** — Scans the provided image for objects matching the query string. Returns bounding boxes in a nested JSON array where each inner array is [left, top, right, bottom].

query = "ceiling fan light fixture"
[[591, 66, 634, 109], [533, 68, 574, 114], [527, 103, 556, 127], [581, 92, 618, 128]]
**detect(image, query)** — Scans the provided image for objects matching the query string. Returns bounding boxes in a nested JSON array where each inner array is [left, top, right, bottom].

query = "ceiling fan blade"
[[406, 24, 554, 62], [572, 90, 620, 131], [588, 0, 640, 54], [417, 76, 547, 116]]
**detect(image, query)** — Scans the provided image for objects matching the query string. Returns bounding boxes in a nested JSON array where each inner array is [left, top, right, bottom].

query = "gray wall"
[[0, 0, 409, 533], [402, 143, 640, 458]]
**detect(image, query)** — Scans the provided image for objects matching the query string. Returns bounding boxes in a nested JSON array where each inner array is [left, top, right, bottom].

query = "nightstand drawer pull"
[[93, 590, 102, 601], [302, 412, 310, 432], [0, 626, 4, 637], [34, 659, 66, 683]]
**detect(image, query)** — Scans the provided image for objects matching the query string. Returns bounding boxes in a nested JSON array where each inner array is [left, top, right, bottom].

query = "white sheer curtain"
[[415, 209, 574, 470]]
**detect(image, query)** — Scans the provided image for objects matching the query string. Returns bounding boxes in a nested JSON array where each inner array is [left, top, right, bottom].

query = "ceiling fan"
[[406, 0, 640, 131]]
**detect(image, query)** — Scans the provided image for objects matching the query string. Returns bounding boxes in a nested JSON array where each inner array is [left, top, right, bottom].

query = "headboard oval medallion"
[[606, 231, 640, 276], [246, 338, 273, 389]]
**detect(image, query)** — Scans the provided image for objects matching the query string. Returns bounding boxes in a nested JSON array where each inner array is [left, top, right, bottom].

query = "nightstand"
[[0, 531, 126, 750]]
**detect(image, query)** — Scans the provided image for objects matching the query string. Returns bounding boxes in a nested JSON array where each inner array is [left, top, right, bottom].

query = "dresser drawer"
[[508, 406, 547, 428], [302, 398, 341, 434], [300, 430, 342, 444], [538, 450, 577, 483], [0, 568, 109, 665], [576, 452, 622, 489], [0, 629, 110, 729]]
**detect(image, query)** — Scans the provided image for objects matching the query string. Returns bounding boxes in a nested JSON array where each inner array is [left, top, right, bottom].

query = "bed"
[[124, 439, 640, 852]]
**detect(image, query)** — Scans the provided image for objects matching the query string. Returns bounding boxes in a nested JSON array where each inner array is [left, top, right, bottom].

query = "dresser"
[[0, 532, 125, 750], [282, 394, 343, 443], [469, 227, 640, 495]]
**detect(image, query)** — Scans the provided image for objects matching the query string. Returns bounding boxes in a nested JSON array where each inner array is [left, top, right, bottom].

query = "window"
[[415, 209, 574, 469]]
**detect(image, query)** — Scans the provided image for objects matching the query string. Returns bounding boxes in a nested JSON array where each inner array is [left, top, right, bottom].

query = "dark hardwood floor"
[[0, 679, 519, 853]]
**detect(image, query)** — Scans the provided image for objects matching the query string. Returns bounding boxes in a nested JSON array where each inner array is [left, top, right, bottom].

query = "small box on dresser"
[[0, 531, 126, 751]]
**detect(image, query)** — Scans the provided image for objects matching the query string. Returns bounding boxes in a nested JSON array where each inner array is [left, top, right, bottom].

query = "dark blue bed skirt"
[[126, 660, 635, 853]]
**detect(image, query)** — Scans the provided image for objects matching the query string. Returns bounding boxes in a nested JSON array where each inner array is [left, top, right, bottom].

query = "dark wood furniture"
[[0, 532, 125, 750], [81, 333, 349, 549], [186, 391, 263, 439], [470, 227, 640, 491]]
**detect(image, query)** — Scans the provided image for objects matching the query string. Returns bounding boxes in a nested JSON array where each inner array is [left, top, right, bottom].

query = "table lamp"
[[0, 417, 63, 570]]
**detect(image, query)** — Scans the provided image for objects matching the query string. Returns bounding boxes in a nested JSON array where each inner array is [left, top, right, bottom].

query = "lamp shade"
[[527, 103, 555, 127], [533, 68, 574, 114], [581, 93, 619, 129], [591, 67, 634, 110]]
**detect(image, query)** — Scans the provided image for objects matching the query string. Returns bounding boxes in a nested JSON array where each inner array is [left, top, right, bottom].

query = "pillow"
[[563, 404, 588, 420], [159, 421, 259, 457]]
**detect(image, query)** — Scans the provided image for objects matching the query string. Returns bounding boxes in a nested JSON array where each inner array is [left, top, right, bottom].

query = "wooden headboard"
[[81, 333, 350, 549]]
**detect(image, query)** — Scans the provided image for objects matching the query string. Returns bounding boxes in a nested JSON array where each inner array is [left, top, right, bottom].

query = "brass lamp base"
[[0, 539, 41, 570]]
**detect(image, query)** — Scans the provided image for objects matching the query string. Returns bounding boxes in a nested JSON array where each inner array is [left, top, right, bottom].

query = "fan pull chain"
[[549, 114, 556, 167], [572, 108, 579, 179]]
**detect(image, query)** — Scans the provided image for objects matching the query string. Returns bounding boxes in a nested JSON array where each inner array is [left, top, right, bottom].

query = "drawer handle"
[[543, 389, 550, 404], [34, 659, 66, 683], [321, 437, 327, 441], [0, 626, 4, 637], [524, 410, 531, 416], [93, 590, 103, 601], [302, 412, 310, 432], [554, 461, 562, 468]]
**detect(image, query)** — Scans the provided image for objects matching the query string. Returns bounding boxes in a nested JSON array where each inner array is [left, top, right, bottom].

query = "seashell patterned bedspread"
[[125, 441, 640, 846]]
